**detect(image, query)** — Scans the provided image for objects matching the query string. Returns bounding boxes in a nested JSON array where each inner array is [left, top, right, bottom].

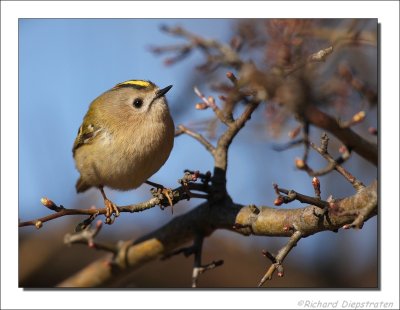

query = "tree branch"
[[215, 99, 260, 172], [151, 25, 244, 70], [304, 105, 378, 166], [175, 124, 216, 155], [19, 177, 209, 229], [64, 220, 119, 254], [308, 133, 366, 191], [258, 230, 303, 287], [22, 23, 378, 289], [58, 181, 377, 287]]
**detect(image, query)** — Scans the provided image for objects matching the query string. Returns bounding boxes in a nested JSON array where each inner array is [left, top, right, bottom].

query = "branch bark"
[[58, 180, 377, 287], [304, 105, 378, 166]]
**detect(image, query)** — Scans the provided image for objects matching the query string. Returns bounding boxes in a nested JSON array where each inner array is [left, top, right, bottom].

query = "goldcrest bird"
[[73, 80, 175, 223]]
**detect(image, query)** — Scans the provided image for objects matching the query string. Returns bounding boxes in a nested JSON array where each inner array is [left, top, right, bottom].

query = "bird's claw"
[[161, 188, 174, 213], [104, 199, 120, 224]]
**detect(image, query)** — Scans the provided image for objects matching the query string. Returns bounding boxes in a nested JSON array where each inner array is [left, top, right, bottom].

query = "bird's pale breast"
[[75, 115, 174, 190]]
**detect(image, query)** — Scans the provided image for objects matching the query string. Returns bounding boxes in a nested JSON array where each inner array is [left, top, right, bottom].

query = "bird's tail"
[[76, 177, 91, 193]]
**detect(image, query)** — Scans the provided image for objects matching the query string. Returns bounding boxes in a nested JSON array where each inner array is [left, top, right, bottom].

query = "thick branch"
[[304, 105, 378, 166], [215, 100, 260, 171], [58, 181, 377, 287]]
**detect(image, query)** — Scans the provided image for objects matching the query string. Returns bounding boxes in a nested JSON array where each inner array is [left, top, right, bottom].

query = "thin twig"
[[304, 105, 377, 166], [193, 86, 232, 126], [273, 184, 328, 209], [64, 220, 118, 254], [153, 25, 244, 70], [295, 134, 352, 177], [19, 181, 209, 229], [339, 111, 366, 128], [338, 63, 378, 104], [273, 138, 305, 151], [161, 234, 224, 287], [191, 235, 224, 288], [176, 124, 216, 155], [258, 230, 303, 287], [284, 46, 333, 76], [309, 133, 365, 191]]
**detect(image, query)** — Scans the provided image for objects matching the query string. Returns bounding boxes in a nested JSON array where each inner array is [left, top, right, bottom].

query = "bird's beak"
[[155, 85, 173, 99]]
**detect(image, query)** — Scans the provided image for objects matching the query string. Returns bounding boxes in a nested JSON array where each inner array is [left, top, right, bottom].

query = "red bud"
[[274, 196, 284, 206]]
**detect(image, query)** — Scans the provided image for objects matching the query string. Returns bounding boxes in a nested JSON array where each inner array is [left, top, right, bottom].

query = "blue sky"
[[19, 19, 377, 273], [19, 19, 231, 217]]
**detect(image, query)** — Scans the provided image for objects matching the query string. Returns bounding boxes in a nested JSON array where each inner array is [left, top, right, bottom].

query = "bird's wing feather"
[[72, 120, 102, 156]]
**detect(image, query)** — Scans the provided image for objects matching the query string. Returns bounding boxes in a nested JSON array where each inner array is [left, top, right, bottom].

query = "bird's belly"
[[75, 127, 173, 191]]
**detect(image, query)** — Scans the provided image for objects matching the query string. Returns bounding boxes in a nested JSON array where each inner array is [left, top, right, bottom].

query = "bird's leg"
[[145, 180, 174, 212], [99, 187, 120, 224]]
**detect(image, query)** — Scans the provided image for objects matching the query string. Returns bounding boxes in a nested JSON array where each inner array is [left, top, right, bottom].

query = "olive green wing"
[[72, 121, 102, 156]]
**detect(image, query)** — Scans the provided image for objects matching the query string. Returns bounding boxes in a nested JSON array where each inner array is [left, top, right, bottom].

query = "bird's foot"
[[99, 187, 120, 224], [146, 180, 174, 213], [161, 188, 174, 210], [104, 199, 120, 225]]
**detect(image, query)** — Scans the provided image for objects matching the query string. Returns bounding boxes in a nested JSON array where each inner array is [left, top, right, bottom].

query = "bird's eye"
[[133, 98, 143, 109]]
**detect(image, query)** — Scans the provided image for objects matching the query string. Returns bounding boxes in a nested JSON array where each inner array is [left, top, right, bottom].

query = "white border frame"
[[2, 1, 399, 309]]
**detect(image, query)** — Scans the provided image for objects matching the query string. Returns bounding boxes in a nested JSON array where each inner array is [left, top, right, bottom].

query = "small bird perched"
[[73, 80, 175, 223]]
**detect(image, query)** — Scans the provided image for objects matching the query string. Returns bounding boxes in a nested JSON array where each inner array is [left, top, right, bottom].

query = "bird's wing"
[[72, 120, 102, 156]]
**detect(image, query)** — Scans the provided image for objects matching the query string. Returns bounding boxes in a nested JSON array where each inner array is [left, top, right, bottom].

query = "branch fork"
[[19, 171, 210, 229], [162, 235, 224, 288], [259, 230, 303, 287]]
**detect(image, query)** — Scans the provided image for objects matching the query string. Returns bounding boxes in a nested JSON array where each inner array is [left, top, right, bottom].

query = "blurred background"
[[19, 19, 378, 288]]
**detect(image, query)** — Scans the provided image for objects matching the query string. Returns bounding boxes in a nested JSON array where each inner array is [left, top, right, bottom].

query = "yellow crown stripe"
[[116, 80, 151, 88]]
